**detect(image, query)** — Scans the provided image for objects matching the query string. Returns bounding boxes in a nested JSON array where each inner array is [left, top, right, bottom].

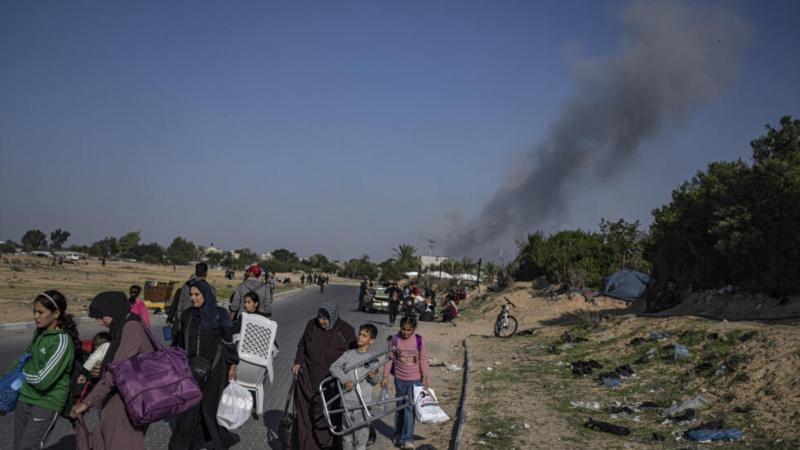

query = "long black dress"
[[293, 316, 356, 449], [170, 308, 240, 450]]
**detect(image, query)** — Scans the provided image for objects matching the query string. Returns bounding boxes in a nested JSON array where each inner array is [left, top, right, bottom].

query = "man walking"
[[230, 264, 272, 319]]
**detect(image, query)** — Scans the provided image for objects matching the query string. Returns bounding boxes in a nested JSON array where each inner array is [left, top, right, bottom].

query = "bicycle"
[[493, 297, 518, 338]]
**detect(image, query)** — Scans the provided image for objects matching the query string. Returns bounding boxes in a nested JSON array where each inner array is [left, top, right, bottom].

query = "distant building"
[[420, 255, 448, 269], [204, 244, 223, 255], [260, 251, 273, 261]]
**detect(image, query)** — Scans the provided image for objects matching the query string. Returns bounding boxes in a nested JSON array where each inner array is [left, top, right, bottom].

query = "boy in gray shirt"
[[330, 323, 383, 450]]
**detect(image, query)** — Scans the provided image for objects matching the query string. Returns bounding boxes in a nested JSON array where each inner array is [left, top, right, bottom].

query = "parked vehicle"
[[360, 286, 390, 313]]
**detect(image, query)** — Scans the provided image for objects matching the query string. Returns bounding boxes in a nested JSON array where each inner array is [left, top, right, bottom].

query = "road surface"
[[0, 284, 401, 449]]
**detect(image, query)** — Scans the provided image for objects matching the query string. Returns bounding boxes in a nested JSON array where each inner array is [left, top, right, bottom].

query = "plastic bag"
[[216, 381, 253, 430], [375, 387, 390, 415], [674, 344, 690, 360], [413, 386, 449, 424], [0, 352, 31, 413]]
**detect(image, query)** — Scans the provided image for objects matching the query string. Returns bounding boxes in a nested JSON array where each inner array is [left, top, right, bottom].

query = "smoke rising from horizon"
[[445, 0, 750, 257]]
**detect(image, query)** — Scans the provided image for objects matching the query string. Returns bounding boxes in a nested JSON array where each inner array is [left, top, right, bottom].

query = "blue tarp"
[[603, 269, 650, 301]]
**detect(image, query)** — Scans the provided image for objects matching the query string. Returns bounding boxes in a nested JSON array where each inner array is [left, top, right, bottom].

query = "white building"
[[420, 255, 448, 269], [260, 251, 273, 261], [204, 244, 223, 255]]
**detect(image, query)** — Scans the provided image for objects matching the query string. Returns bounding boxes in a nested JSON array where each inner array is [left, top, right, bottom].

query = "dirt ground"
[[433, 284, 800, 449], [0, 255, 349, 323]]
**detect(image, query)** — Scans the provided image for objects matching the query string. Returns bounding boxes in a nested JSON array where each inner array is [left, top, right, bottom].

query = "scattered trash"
[[694, 362, 714, 375], [674, 344, 690, 360], [571, 360, 602, 376], [478, 440, 487, 445], [486, 367, 493, 372], [664, 396, 709, 417], [516, 328, 536, 336], [733, 405, 753, 414], [570, 400, 601, 411], [714, 365, 730, 376], [686, 426, 743, 442], [609, 405, 636, 415], [671, 408, 695, 422], [446, 364, 462, 372], [628, 337, 646, 346], [639, 401, 663, 408], [560, 343, 575, 350], [613, 364, 635, 378], [652, 432, 666, 442], [523, 423, 531, 429], [599, 372, 621, 387], [484, 431, 497, 439], [585, 418, 631, 436], [493, 361, 501, 366], [738, 331, 757, 342], [650, 331, 669, 341]]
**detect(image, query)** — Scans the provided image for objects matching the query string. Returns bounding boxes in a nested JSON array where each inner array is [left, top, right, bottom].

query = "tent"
[[404, 271, 419, 278], [603, 269, 650, 300], [426, 271, 453, 279], [455, 273, 478, 282]]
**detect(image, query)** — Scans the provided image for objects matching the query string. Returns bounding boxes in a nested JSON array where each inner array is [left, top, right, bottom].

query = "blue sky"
[[1, 0, 798, 261]]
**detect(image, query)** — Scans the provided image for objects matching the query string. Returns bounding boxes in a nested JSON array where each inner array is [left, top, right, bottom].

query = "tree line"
[[508, 116, 800, 296]]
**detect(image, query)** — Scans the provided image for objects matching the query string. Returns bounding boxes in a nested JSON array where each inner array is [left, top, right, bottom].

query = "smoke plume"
[[446, 0, 749, 256]]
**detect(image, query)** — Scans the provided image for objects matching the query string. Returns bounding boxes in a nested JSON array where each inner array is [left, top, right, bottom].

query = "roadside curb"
[[0, 284, 312, 331], [449, 337, 470, 450]]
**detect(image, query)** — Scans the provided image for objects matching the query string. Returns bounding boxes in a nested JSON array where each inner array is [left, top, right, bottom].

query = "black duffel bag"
[[279, 375, 299, 449]]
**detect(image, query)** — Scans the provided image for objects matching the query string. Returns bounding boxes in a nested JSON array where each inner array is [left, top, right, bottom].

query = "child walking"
[[330, 324, 383, 450], [10, 291, 79, 450], [382, 316, 429, 450]]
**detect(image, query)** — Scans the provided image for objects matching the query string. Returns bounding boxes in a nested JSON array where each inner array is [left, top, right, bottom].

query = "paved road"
[[0, 284, 400, 449]]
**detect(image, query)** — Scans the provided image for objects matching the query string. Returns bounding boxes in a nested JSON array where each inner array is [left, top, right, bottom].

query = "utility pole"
[[477, 258, 482, 292]]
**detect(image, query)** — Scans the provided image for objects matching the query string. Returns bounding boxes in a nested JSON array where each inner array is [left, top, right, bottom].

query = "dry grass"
[[0, 255, 338, 323]]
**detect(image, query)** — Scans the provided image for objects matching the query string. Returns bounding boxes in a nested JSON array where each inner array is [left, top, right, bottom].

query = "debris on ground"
[[664, 396, 709, 417], [570, 400, 602, 411], [446, 364, 462, 372], [599, 372, 621, 387], [584, 418, 631, 436], [650, 331, 669, 341], [685, 420, 743, 442], [673, 344, 690, 360], [571, 360, 602, 376], [671, 408, 695, 423]]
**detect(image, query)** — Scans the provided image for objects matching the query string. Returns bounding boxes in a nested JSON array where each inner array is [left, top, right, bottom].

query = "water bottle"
[[376, 387, 390, 415]]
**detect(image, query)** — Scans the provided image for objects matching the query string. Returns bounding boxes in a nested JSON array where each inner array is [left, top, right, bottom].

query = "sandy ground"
[[0, 255, 350, 323], [437, 284, 800, 449]]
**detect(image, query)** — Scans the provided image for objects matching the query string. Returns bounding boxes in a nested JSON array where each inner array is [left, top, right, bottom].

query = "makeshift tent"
[[603, 269, 650, 300], [427, 271, 452, 279], [455, 273, 478, 282], [404, 271, 419, 278]]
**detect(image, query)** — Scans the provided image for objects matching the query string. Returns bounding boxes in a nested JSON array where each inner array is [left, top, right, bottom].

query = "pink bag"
[[107, 325, 202, 426]]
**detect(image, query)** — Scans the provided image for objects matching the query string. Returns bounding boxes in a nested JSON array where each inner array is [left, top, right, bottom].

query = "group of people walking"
[[6, 263, 436, 450]]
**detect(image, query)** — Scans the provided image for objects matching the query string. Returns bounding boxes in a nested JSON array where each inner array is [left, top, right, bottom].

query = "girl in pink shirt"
[[382, 316, 429, 449], [128, 285, 150, 329]]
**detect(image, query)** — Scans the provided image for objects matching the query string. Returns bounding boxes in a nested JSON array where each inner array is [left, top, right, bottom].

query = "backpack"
[[388, 334, 422, 375]]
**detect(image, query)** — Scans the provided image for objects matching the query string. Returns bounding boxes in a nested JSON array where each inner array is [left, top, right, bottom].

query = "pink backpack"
[[107, 324, 202, 426]]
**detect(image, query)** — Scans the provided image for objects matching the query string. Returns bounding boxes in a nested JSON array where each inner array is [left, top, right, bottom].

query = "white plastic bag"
[[217, 381, 253, 430], [413, 386, 449, 424]]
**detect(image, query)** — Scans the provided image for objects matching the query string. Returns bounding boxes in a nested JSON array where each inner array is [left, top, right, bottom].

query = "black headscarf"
[[189, 279, 230, 330], [89, 291, 140, 368]]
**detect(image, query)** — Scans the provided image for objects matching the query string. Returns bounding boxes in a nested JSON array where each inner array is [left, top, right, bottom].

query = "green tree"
[[308, 253, 330, 269], [599, 218, 644, 270], [341, 255, 380, 280], [118, 231, 142, 257], [272, 249, 299, 263], [0, 240, 19, 254], [482, 260, 500, 284], [166, 237, 197, 265], [89, 237, 118, 258], [21, 229, 48, 252], [128, 242, 165, 264], [645, 116, 800, 296], [460, 256, 475, 275], [49, 229, 71, 250]]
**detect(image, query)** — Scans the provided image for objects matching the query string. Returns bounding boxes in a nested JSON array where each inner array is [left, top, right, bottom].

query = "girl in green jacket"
[[13, 290, 80, 450]]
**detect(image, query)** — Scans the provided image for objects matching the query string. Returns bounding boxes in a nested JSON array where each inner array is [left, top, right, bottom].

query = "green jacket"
[[18, 328, 75, 412]]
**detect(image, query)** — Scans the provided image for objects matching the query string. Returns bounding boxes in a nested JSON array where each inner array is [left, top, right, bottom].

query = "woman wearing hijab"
[[169, 279, 239, 450], [69, 291, 155, 450], [291, 302, 356, 449]]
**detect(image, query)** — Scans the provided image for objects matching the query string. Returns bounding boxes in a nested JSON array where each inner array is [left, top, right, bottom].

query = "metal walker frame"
[[319, 349, 412, 436]]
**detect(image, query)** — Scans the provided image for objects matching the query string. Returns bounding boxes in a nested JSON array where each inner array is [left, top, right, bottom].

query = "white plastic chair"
[[236, 313, 278, 415]]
